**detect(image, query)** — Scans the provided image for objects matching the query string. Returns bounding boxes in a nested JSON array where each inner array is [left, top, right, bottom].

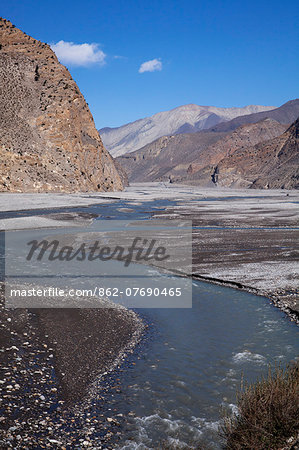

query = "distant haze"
[[100, 104, 276, 157]]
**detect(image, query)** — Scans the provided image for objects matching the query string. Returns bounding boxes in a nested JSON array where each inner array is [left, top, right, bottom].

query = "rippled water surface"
[[107, 280, 298, 449]]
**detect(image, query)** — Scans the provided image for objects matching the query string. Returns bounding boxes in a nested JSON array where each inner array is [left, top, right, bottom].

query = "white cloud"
[[51, 40, 106, 67], [138, 58, 162, 73]]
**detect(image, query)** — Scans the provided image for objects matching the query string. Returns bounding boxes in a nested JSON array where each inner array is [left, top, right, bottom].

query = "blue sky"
[[2, 0, 298, 128]]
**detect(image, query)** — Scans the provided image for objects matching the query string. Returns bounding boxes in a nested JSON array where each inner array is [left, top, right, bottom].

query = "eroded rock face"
[[0, 18, 123, 192], [117, 118, 288, 185], [215, 117, 299, 189], [116, 132, 227, 182]]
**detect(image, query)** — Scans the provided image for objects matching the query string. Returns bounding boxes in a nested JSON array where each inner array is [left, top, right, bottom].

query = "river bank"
[[0, 286, 144, 448]]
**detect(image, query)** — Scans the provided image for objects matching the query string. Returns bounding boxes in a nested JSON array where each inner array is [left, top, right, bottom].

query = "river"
[[2, 197, 298, 449], [110, 279, 298, 449]]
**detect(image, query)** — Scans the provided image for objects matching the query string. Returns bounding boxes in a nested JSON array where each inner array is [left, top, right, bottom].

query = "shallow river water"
[[103, 278, 298, 449]]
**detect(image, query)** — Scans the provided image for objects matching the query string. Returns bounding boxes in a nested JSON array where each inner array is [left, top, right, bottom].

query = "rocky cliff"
[[0, 18, 123, 192], [184, 119, 287, 182], [213, 117, 299, 189]]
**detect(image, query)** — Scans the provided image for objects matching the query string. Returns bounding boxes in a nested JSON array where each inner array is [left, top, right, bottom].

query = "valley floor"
[[1, 182, 298, 321], [0, 183, 298, 448]]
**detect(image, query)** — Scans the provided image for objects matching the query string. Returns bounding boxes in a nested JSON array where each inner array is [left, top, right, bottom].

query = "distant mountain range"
[[115, 99, 299, 190], [100, 104, 276, 157], [117, 119, 288, 183], [208, 99, 299, 133]]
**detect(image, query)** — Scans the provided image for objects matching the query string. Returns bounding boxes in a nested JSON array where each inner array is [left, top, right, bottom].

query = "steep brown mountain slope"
[[212, 117, 299, 189], [116, 130, 227, 182], [186, 119, 287, 175], [0, 18, 123, 192], [117, 119, 287, 183]]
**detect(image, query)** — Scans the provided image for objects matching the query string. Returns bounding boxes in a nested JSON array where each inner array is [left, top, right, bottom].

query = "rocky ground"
[[0, 287, 144, 448], [149, 188, 299, 322]]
